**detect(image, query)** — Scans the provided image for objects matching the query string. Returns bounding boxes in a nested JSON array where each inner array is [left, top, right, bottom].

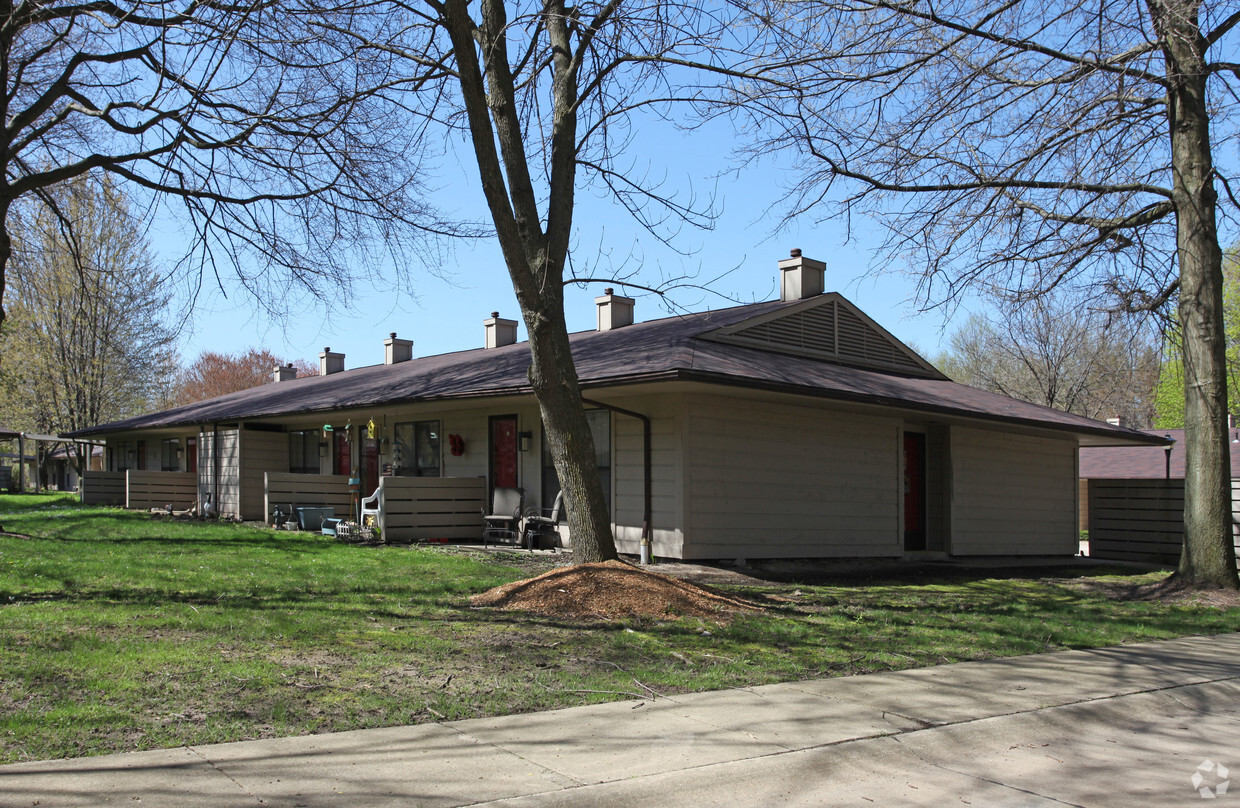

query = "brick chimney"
[[384, 332, 414, 364], [484, 312, 518, 348], [272, 363, 297, 383], [778, 248, 825, 302], [595, 288, 635, 331], [319, 347, 345, 375]]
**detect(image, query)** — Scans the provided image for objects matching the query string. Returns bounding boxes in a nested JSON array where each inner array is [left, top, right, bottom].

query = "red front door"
[[334, 431, 352, 477], [490, 415, 519, 491], [186, 438, 197, 475]]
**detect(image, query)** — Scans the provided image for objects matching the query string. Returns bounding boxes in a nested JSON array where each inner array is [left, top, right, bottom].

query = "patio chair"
[[360, 487, 380, 528], [522, 490, 564, 551], [482, 487, 524, 546]]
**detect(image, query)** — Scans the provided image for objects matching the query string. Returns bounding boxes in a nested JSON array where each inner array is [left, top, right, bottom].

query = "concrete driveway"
[[2, 633, 1237, 807]]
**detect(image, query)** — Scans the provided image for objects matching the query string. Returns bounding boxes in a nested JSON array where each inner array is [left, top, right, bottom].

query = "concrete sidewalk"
[[3, 634, 1238, 808]]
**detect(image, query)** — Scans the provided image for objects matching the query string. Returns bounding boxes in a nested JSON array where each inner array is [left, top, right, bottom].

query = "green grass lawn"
[[1, 492, 1237, 764]]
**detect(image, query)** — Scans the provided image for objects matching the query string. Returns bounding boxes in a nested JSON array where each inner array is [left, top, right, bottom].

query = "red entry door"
[[186, 438, 198, 475], [334, 431, 352, 477], [490, 415, 519, 490], [903, 432, 926, 551]]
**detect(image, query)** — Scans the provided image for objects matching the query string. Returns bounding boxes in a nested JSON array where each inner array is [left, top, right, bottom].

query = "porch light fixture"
[[518, 431, 532, 452], [176, 449, 183, 460], [319, 441, 329, 458]]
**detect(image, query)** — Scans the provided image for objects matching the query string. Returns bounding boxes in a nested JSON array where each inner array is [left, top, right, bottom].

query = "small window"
[[288, 431, 320, 474], [394, 420, 441, 476], [160, 438, 180, 472]]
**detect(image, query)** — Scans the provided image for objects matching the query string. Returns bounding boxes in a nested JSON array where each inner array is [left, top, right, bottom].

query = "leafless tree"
[[0, 0, 452, 331], [938, 297, 1161, 426], [329, 0, 762, 562], [732, 0, 1240, 587]]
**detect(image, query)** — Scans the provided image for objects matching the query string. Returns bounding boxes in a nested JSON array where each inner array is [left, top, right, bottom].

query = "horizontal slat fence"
[[265, 473, 353, 525], [126, 471, 198, 510], [1089, 479, 1240, 568], [80, 471, 125, 505], [378, 476, 486, 543]]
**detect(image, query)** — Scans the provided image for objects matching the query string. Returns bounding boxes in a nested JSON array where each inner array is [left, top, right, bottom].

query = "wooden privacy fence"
[[376, 476, 486, 543], [1088, 479, 1240, 567], [126, 471, 198, 510], [80, 471, 125, 505], [265, 473, 353, 524]]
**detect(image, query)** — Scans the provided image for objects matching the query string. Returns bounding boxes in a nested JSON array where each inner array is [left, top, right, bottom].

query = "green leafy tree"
[[1154, 249, 1240, 428], [0, 174, 177, 475]]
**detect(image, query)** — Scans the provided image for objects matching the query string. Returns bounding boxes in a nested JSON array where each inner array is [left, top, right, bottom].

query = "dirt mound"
[[470, 560, 761, 621]]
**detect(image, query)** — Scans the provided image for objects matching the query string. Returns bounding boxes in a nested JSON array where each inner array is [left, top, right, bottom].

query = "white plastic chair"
[[360, 487, 381, 528]]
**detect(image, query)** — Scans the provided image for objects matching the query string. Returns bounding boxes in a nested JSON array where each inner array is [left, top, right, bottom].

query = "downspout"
[[212, 423, 220, 518], [581, 397, 652, 565]]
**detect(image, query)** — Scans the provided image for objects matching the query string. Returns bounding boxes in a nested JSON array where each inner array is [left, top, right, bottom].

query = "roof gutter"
[[581, 396, 652, 565]]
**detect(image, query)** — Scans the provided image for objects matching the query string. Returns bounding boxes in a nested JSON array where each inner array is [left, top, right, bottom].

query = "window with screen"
[[394, 420, 441, 476], [288, 431, 320, 474], [160, 438, 180, 471]]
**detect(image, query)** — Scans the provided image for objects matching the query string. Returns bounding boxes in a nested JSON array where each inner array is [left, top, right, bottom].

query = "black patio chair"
[[482, 486, 524, 546], [522, 490, 564, 551]]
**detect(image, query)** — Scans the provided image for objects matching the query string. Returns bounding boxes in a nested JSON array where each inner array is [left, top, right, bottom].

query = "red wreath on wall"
[[448, 434, 466, 456]]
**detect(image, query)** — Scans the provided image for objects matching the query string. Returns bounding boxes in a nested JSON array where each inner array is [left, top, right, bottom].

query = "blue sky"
[[166, 117, 978, 371]]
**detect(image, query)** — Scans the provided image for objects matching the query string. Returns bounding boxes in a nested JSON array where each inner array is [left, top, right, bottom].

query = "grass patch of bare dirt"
[[1065, 573, 1240, 608], [470, 559, 761, 622]]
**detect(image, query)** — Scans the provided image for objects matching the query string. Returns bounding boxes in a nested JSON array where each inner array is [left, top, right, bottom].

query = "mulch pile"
[[470, 559, 762, 621]]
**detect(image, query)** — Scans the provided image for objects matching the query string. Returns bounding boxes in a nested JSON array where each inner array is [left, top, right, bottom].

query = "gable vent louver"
[[709, 298, 933, 376], [835, 306, 923, 372], [740, 302, 837, 354]]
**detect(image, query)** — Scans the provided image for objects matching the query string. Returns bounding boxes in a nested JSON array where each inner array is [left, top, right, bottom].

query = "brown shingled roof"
[[1079, 428, 1240, 479], [67, 297, 1164, 446]]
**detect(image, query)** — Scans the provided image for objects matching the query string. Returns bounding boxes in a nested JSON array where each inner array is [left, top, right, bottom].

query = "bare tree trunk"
[[524, 296, 617, 564], [441, 0, 616, 563], [1155, 0, 1239, 587]]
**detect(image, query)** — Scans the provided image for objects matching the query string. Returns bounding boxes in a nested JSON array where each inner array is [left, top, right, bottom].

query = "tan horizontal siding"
[[684, 394, 899, 559], [611, 395, 683, 558], [952, 428, 1077, 555], [240, 431, 288, 521]]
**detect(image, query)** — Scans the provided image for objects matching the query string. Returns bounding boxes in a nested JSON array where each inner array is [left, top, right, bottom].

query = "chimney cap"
[[323, 346, 330, 352], [604, 287, 614, 295], [389, 332, 396, 339], [491, 311, 499, 318], [790, 248, 802, 258]]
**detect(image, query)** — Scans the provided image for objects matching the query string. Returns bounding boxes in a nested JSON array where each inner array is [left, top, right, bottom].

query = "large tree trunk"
[[523, 296, 617, 563], [442, 0, 618, 563], [1155, 0, 1239, 587]]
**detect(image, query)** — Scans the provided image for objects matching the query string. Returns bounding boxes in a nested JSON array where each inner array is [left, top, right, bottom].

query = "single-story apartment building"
[[69, 250, 1161, 559]]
